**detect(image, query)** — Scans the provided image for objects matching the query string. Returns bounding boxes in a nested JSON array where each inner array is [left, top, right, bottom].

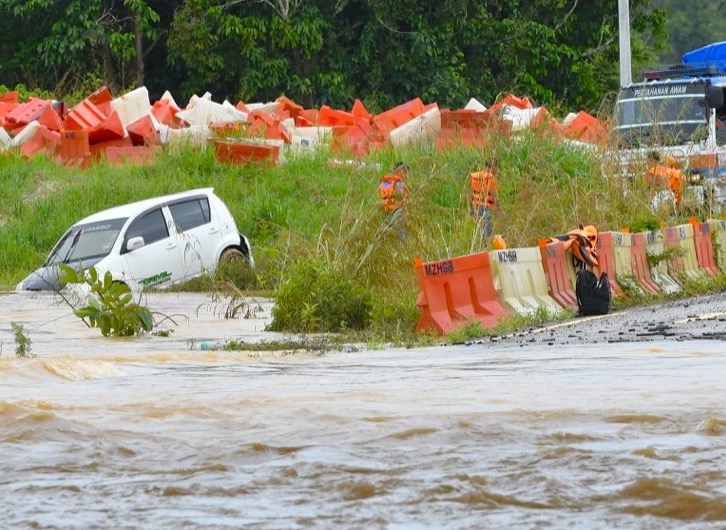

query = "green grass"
[[2, 130, 723, 343]]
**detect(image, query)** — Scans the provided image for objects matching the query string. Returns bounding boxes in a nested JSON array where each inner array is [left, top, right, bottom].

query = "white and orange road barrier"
[[414, 252, 507, 335], [489, 247, 563, 317], [538, 238, 577, 311], [689, 218, 718, 277]]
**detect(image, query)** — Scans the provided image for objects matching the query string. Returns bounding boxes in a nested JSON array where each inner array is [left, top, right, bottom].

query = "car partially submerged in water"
[[17, 188, 253, 292]]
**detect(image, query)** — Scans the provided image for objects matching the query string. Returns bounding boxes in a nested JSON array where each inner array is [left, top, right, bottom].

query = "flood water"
[[1, 292, 726, 529]]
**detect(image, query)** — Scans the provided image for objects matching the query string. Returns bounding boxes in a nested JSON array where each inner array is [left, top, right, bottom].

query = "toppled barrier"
[[0, 87, 606, 168]]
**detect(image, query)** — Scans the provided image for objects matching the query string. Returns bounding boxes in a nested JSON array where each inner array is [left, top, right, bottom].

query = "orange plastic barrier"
[[351, 99, 371, 121], [561, 111, 608, 145], [5, 98, 49, 127], [630, 233, 660, 294], [538, 239, 577, 310], [414, 252, 507, 334], [277, 96, 304, 119], [373, 98, 425, 136], [65, 100, 107, 131], [58, 130, 91, 168], [152, 99, 181, 127], [248, 111, 292, 143], [690, 218, 718, 276], [37, 104, 64, 131], [127, 114, 160, 146], [19, 126, 60, 158], [0, 91, 19, 104], [488, 93, 533, 114], [212, 140, 280, 164], [437, 109, 510, 149], [88, 110, 125, 144], [296, 108, 318, 127], [89, 136, 134, 159], [318, 105, 358, 127], [662, 226, 686, 277], [596, 232, 624, 296], [330, 121, 385, 157], [87, 86, 113, 116]]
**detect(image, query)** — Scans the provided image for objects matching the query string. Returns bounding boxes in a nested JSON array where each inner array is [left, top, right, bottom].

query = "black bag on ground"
[[575, 269, 611, 316]]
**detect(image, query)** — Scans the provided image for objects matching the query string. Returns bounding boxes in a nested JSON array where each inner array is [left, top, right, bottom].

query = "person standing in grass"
[[379, 161, 410, 240], [470, 160, 498, 241], [644, 151, 685, 216]]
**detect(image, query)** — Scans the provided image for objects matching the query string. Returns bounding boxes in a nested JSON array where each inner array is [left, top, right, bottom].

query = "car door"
[[167, 196, 224, 280], [121, 207, 184, 289]]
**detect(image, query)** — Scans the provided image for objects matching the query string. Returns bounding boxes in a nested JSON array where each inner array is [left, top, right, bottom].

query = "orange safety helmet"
[[492, 234, 507, 250], [547, 224, 599, 269]]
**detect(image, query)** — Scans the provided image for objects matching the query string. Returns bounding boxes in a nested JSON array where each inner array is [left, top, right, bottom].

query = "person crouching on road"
[[379, 162, 410, 240], [470, 160, 498, 242]]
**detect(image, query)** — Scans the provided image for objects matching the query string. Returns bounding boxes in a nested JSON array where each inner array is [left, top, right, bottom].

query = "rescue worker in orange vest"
[[379, 161, 410, 240], [644, 151, 686, 216], [470, 161, 498, 240]]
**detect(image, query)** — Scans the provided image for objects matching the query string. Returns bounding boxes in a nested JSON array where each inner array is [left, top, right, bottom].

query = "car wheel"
[[219, 248, 247, 265], [218, 248, 255, 288]]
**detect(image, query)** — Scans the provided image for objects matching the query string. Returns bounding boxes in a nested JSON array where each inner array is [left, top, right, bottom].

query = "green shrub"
[[269, 256, 373, 333], [10, 322, 33, 358]]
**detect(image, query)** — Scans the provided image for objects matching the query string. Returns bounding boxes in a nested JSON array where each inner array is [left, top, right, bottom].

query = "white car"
[[17, 188, 253, 292]]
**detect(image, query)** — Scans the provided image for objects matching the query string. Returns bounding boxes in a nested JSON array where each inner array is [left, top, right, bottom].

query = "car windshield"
[[45, 218, 127, 266], [613, 83, 708, 147]]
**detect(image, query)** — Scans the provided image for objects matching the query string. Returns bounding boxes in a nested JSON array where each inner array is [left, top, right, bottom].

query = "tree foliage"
[[655, 0, 726, 65], [0, 0, 668, 112]]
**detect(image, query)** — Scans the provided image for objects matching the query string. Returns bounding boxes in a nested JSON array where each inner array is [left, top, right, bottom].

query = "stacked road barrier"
[[664, 224, 707, 280], [690, 218, 718, 276], [490, 247, 563, 317], [643, 230, 681, 294], [707, 219, 726, 272], [415, 220, 724, 335]]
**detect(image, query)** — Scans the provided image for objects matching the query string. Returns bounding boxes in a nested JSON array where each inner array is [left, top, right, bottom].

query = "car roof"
[[76, 188, 217, 225]]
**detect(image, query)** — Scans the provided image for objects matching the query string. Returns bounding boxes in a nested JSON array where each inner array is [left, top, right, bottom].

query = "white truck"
[[610, 41, 726, 214]]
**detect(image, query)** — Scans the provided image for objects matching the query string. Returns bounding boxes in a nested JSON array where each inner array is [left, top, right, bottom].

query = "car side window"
[[168, 198, 211, 232], [123, 208, 169, 252]]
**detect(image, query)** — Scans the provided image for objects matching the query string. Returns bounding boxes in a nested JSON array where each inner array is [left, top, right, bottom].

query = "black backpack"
[[575, 269, 611, 316]]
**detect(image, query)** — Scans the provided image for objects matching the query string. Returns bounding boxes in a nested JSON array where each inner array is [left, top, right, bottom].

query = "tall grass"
[[0, 129, 691, 336]]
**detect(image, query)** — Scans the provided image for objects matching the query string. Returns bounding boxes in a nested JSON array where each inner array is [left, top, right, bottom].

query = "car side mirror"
[[126, 236, 145, 252]]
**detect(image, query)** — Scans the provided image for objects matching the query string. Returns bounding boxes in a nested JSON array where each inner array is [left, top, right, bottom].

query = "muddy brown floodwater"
[[1, 290, 726, 529]]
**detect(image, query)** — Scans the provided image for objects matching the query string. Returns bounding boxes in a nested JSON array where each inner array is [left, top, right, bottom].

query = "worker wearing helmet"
[[470, 160, 498, 241], [645, 151, 684, 216], [379, 161, 410, 240]]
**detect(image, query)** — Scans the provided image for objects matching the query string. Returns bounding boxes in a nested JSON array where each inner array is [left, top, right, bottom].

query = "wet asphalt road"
[[473, 292, 726, 347]]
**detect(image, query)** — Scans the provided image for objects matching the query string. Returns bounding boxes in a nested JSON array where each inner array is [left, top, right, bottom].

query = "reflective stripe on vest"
[[470, 170, 496, 209]]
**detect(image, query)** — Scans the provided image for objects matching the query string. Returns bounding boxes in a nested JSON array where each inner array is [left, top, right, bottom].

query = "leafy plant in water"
[[58, 264, 153, 337], [11, 321, 33, 357]]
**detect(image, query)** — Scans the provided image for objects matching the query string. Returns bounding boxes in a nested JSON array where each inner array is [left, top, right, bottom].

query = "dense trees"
[[0, 1, 672, 113], [656, 0, 726, 64]]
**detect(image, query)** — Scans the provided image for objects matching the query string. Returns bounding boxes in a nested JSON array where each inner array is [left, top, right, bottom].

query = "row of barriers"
[[415, 218, 726, 335]]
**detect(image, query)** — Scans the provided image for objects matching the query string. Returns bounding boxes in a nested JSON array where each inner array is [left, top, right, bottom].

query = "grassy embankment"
[[1, 129, 724, 344]]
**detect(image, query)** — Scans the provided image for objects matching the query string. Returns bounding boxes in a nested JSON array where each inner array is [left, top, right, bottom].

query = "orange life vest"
[[379, 174, 408, 212], [470, 170, 497, 209], [645, 164, 685, 206]]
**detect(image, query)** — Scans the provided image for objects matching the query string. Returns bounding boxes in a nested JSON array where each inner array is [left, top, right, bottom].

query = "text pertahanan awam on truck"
[[610, 41, 726, 214]]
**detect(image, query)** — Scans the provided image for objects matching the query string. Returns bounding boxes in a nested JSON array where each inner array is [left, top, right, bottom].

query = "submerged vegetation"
[[1, 129, 724, 343]]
